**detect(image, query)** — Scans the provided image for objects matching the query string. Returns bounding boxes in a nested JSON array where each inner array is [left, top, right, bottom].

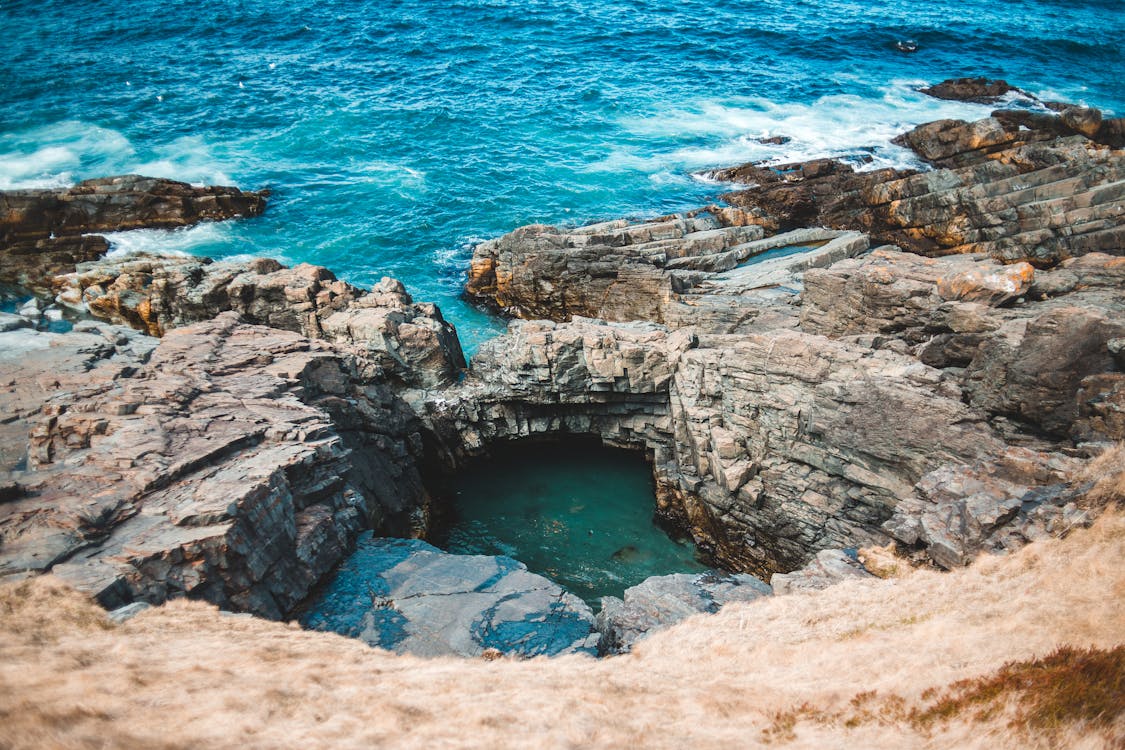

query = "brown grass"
[[0, 511, 1123, 749], [1079, 443, 1125, 507], [911, 646, 1125, 735]]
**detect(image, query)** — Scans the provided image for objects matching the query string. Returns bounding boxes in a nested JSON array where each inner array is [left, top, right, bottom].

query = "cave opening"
[[425, 435, 707, 607]]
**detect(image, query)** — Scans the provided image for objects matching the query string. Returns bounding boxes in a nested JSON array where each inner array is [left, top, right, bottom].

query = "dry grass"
[[1079, 443, 1125, 507], [1, 511, 1122, 749]]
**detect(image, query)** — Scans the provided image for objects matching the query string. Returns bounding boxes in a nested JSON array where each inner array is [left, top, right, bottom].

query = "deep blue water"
[[2, 0, 1123, 350]]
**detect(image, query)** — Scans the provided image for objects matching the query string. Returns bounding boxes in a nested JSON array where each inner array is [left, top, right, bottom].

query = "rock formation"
[[0, 175, 267, 293], [0, 314, 432, 619], [451, 101, 1123, 583], [302, 535, 598, 657], [1, 82, 1121, 657], [55, 254, 466, 388], [596, 570, 770, 654]]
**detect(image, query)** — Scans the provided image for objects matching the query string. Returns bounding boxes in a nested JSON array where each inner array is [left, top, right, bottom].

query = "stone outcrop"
[[801, 250, 1125, 441], [918, 77, 1029, 104], [470, 111, 1122, 310], [595, 570, 770, 654], [301, 535, 598, 657], [0, 175, 268, 293], [0, 314, 432, 619], [769, 549, 874, 595], [450, 94, 1124, 579], [1, 83, 1120, 649], [716, 130, 1123, 264], [55, 254, 466, 388], [467, 209, 868, 326]]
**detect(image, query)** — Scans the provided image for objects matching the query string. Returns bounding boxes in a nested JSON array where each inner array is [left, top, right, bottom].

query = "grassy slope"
[[1, 509, 1122, 748]]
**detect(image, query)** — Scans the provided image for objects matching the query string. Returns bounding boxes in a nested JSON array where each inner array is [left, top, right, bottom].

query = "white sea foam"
[[593, 81, 1008, 179], [0, 121, 135, 189], [0, 122, 237, 190], [103, 222, 234, 259]]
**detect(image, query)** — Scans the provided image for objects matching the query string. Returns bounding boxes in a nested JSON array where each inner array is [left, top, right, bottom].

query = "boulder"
[[919, 77, 1027, 104], [770, 549, 874, 595]]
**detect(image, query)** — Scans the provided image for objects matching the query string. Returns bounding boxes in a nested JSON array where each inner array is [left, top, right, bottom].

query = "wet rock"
[[919, 77, 1028, 104], [0, 176, 267, 293], [595, 570, 770, 654], [709, 116, 1125, 265], [301, 535, 598, 657], [0, 175, 267, 245]]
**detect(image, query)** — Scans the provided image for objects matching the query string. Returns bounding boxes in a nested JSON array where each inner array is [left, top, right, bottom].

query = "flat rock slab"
[[300, 535, 598, 658], [596, 571, 771, 654]]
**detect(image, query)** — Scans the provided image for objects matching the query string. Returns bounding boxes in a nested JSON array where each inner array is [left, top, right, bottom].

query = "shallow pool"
[[430, 438, 707, 607]]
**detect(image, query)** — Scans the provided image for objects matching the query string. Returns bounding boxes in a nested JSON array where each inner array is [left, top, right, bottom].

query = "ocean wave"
[[102, 223, 235, 259], [0, 122, 235, 190], [594, 81, 1004, 177]]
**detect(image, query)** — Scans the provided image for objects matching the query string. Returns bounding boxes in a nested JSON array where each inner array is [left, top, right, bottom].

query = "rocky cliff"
[[0, 80, 1121, 652], [454, 86, 1122, 581]]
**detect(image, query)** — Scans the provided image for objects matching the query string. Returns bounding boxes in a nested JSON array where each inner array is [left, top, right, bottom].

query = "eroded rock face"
[[467, 210, 868, 327], [301, 535, 598, 657], [802, 251, 1125, 440], [55, 255, 466, 388], [0, 314, 431, 618], [442, 238, 1122, 577], [0, 175, 268, 293]]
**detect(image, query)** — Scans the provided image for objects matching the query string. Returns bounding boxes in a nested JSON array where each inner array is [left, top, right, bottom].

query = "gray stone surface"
[[770, 549, 874, 595], [596, 571, 771, 654], [0, 314, 431, 619], [301, 535, 598, 657], [55, 256, 465, 388]]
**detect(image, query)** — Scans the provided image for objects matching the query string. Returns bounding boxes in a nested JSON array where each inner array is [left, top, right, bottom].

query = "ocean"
[[2, 0, 1123, 351]]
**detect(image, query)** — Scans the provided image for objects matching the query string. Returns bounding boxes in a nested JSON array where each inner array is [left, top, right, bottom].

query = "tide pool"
[[430, 439, 706, 607]]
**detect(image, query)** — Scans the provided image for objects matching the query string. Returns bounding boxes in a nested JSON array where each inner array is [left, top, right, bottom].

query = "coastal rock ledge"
[[0, 80, 1122, 655]]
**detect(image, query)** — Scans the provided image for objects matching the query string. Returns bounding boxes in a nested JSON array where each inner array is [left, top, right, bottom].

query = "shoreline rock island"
[[0, 80, 1122, 662]]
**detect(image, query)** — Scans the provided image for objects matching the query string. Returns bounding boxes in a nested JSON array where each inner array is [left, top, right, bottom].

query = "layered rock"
[[55, 254, 466, 388], [467, 208, 868, 326], [802, 250, 1125, 442], [714, 130, 1124, 264], [0, 314, 432, 618], [301, 535, 598, 657], [451, 95, 1124, 578], [0, 175, 267, 293]]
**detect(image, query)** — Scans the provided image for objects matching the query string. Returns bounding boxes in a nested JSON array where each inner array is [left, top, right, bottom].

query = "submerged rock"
[[301, 535, 598, 657], [595, 570, 771, 654]]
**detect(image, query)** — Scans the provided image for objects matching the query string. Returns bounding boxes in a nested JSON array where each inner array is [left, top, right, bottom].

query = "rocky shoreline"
[[0, 79, 1121, 656]]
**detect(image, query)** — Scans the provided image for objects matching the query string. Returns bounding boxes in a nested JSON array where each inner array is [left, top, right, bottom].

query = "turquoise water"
[[431, 440, 706, 606], [3, 0, 1123, 351]]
